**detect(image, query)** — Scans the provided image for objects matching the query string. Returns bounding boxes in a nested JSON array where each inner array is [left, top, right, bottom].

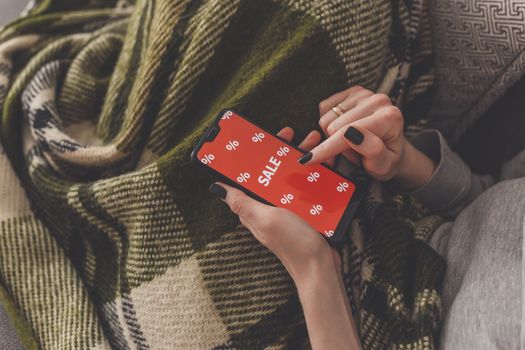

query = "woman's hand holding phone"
[[209, 127, 339, 279], [209, 127, 362, 350]]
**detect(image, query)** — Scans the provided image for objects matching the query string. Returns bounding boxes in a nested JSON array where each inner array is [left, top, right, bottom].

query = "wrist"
[[291, 250, 362, 349], [393, 138, 436, 191], [289, 249, 339, 291]]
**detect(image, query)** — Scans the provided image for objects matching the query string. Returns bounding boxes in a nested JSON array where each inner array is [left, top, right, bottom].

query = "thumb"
[[209, 182, 269, 227]]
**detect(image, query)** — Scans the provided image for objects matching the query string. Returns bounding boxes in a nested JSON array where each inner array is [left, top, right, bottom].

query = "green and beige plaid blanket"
[[0, 0, 445, 349]]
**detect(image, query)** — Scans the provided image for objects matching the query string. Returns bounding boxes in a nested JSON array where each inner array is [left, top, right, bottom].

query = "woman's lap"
[[430, 178, 524, 349]]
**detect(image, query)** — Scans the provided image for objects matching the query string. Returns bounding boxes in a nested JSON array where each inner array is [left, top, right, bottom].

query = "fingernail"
[[297, 152, 313, 164], [209, 183, 227, 199], [344, 126, 364, 145]]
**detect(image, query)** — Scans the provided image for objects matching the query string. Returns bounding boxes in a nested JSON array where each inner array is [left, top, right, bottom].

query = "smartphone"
[[191, 109, 366, 243]]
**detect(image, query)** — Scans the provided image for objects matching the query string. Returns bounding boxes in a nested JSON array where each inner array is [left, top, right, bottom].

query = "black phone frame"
[[190, 108, 367, 244]]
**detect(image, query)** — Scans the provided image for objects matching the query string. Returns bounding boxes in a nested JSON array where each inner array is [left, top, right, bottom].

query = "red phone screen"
[[197, 110, 356, 237]]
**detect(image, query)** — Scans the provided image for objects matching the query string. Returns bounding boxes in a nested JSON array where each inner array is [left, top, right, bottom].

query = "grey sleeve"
[[407, 130, 495, 219]]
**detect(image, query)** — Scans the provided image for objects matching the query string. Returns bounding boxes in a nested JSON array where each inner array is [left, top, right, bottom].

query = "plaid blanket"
[[0, 0, 445, 349]]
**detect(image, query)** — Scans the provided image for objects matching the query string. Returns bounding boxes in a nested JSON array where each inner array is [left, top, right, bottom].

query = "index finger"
[[299, 110, 396, 165], [298, 127, 349, 165]]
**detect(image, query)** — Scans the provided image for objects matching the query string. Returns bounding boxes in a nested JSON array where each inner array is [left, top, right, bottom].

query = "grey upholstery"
[[428, 0, 525, 144], [0, 1, 27, 27], [0, 3, 30, 350]]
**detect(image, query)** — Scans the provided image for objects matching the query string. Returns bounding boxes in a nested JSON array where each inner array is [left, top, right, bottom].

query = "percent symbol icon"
[[324, 230, 334, 237], [337, 182, 349, 192], [252, 132, 265, 142], [237, 172, 251, 183], [310, 204, 323, 215], [221, 111, 233, 120], [201, 154, 215, 164], [280, 193, 294, 205], [225, 140, 239, 151], [277, 146, 289, 157], [307, 172, 320, 183]]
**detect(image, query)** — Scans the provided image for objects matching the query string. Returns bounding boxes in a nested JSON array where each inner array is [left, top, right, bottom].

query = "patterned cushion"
[[427, 0, 525, 143]]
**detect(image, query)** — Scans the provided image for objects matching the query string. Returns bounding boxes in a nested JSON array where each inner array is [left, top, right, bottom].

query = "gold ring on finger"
[[332, 105, 344, 117]]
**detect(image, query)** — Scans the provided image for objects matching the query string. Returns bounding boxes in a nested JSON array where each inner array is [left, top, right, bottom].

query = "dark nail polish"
[[297, 152, 313, 164], [209, 183, 227, 199], [344, 126, 364, 145]]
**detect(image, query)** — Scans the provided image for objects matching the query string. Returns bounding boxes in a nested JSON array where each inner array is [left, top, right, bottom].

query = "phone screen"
[[196, 110, 356, 237]]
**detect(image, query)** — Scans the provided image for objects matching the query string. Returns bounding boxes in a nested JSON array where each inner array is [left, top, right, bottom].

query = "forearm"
[[291, 255, 361, 350], [395, 130, 495, 218]]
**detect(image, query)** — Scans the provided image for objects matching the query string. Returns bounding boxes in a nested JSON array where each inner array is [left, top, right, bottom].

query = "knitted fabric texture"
[[0, 0, 445, 349]]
